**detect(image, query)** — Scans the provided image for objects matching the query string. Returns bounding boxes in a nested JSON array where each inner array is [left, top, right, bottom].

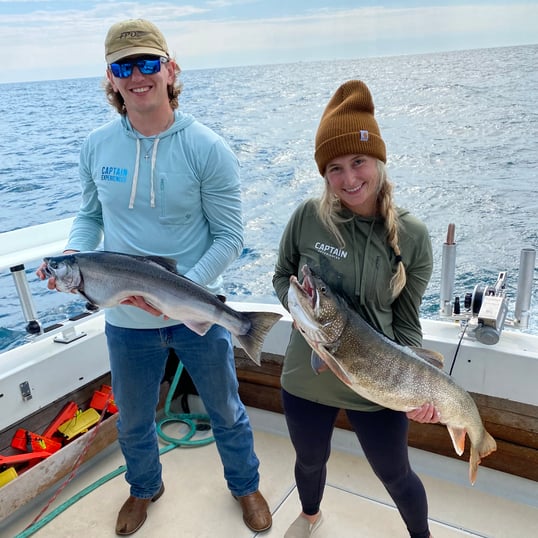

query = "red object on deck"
[[42, 401, 79, 438], [0, 451, 52, 467], [90, 384, 118, 414], [11, 429, 63, 454]]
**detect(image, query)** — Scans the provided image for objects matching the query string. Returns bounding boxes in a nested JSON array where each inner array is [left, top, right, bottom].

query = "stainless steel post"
[[514, 248, 536, 328], [10, 264, 42, 334], [439, 223, 456, 316]]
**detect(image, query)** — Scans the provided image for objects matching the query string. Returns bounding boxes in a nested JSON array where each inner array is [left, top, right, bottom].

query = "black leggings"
[[282, 390, 430, 538]]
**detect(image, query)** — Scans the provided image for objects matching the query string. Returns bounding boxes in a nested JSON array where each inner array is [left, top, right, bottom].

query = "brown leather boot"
[[115, 483, 165, 535], [233, 490, 272, 532]]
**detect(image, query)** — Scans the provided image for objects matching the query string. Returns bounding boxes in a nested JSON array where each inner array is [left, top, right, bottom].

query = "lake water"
[[1, 44, 537, 350]]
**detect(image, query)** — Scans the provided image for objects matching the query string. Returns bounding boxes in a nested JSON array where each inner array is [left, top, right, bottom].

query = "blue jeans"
[[105, 322, 260, 499]]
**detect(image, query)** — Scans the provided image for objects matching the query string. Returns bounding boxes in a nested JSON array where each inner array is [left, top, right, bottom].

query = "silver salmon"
[[42, 251, 281, 366], [288, 264, 496, 484]]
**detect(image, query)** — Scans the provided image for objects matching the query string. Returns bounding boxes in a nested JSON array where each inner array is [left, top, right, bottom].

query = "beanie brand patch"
[[360, 130, 369, 141]]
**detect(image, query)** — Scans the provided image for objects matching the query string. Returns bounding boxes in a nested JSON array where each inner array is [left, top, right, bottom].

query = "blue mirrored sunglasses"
[[109, 57, 169, 78]]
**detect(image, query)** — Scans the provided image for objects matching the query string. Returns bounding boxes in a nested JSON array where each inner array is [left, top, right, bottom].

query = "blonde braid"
[[318, 179, 349, 248], [377, 161, 406, 297]]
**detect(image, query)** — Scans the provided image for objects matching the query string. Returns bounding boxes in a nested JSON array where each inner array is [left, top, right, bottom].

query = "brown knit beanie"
[[314, 80, 386, 175]]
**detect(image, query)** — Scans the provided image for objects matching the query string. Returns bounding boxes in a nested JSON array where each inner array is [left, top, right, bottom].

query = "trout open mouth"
[[302, 277, 315, 305], [301, 265, 317, 309], [289, 265, 317, 309]]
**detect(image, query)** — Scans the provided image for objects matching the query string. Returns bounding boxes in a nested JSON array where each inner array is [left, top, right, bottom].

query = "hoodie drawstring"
[[149, 138, 160, 208], [357, 218, 377, 306], [129, 139, 141, 209], [129, 137, 160, 209]]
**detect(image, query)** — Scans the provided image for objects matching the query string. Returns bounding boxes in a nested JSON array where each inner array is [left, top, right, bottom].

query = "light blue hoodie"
[[66, 110, 243, 329]]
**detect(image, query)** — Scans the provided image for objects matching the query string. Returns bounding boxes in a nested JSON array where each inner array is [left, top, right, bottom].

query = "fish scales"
[[339, 324, 449, 409], [75, 253, 245, 332], [288, 264, 497, 485], [42, 251, 282, 366]]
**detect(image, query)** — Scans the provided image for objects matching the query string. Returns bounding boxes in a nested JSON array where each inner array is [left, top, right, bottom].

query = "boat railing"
[[1, 219, 536, 348], [0, 217, 98, 343], [0, 218, 74, 271]]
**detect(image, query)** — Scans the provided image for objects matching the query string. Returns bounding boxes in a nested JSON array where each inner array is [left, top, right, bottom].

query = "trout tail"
[[469, 430, 497, 485]]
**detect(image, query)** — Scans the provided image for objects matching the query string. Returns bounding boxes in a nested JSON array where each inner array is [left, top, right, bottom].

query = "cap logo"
[[119, 30, 150, 40], [359, 130, 369, 141]]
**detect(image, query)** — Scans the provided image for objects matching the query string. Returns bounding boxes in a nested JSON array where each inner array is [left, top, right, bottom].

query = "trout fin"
[[469, 430, 497, 485], [447, 425, 467, 456], [311, 352, 326, 374], [410, 346, 445, 369], [235, 311, 282, 366], [316, 347, 353, 386]]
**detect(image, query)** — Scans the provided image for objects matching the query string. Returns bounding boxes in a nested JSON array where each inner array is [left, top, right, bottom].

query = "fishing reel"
[[439, 224, 535, 345], [462, 272, 509, 345]]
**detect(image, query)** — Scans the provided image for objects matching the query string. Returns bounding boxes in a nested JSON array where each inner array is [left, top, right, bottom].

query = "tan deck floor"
[[2, 406, 537, 538]]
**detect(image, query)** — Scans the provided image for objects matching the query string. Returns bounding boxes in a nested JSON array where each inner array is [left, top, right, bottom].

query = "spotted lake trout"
[[287, 265, 496, 484], [42, 251, 281, 366]]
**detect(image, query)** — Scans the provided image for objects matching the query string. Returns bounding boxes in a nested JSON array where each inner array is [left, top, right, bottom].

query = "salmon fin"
[[77, 289, 98, 308], [183, 320, 213, 336], [236, 311, 282, 366], [139, 255, 180, 274], [447, 425, 467, 456], [410, 346, 445, 369], [469, 430, 497, 485]]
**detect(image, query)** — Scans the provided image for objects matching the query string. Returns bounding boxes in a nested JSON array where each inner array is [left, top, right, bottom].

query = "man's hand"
[[120, 296, 169, 320], [35, 249, 79, 292], [406, 402, 441, 423]]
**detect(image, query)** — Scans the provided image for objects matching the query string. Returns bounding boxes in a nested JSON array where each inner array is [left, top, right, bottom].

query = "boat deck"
[[2, 405, 537, 538]]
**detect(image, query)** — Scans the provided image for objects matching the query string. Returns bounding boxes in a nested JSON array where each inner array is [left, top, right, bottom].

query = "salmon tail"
[[447, 426, 467, 456], [236, 311, 282, 366], [469, 430, 497, 485]]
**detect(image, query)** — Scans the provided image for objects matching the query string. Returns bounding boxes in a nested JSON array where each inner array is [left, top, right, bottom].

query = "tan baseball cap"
[[105, 19, 169, 64]]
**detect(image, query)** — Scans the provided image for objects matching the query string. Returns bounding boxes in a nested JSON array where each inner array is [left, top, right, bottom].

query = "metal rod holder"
[[439, 223, 456, 316], [10, 264, 42, 334], [514, 248, 536, 328]]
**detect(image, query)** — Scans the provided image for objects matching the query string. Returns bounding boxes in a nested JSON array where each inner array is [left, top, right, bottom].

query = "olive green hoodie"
[[273, 198, 433, 410]]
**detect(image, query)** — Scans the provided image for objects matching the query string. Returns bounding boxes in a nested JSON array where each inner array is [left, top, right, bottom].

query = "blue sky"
[[1, 1, 538, 83]]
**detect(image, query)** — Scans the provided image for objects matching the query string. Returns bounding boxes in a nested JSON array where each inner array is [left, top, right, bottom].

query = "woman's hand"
[[406, 402, 441, 423], [120, 296, 169, 320]]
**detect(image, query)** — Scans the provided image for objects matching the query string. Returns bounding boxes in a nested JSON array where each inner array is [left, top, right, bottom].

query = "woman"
[[272, 80, 437, 538]]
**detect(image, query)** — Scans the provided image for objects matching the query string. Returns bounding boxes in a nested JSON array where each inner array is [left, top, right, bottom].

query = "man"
[[39, 19, 271, 536]]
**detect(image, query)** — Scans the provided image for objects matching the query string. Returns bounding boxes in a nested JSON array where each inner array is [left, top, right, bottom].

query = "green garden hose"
[[156, 360, 215, 447], [14, 361, 214, 537]]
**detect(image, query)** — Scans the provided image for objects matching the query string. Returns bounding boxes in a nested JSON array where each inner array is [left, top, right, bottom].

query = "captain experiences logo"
[[101, 166, 128, 183], [314, 242, 348, 260]]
